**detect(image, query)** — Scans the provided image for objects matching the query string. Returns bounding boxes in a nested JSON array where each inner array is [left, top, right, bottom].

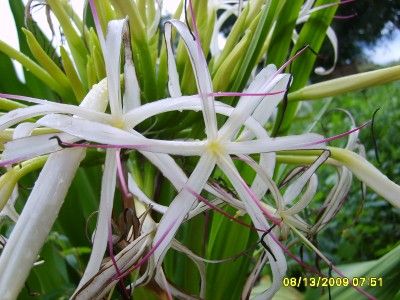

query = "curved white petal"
[[104, 19, 127, 116], [311, 167, 352, 233], [127, 174, 168, 214], [218, 66, 289, 140], [13, 122, 38, 139], [314, 27, 338, 75], [226, 133, 325, 154], [37, 114, 206, 156], [123, 27, 141, 112], [165, 20, 218, 139], [0, 104, 111, 132], [0, 149, 85, 300], [283, 150, 329, 205], [217, 155, 286, 300], [239, 75, 291, 140], [78, 149, 117, 289], [2, 133, 77, 163], [164, 24, 182, 98], [152, 154, 216, 266], [284, 174, 318, 216]]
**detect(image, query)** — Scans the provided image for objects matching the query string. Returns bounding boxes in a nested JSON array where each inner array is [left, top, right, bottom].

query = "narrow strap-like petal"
[[0, 149, 85, 299], [217, 155, 287, 299], [152, 154, 216, 266], [283, 150, 329, 205], [78, 149, 117, 288], [165, 20, 218, 139], [37, 114, 206, 156], [226, 133, 325, 154], [104, 19, 128, 116]]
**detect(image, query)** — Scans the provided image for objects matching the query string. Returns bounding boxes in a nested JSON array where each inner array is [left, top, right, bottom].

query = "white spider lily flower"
[[0, 14, 325, 300], [0, 149, 85, 300], [0, 77, 109, 299]]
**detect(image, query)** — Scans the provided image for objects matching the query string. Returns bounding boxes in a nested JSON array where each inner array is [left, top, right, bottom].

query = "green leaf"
[[266, 1, 303, 66], [0, 52, 28, 95], [230, 0, 283, 94], [273, 0, 338, 135], [8, 0, 55, 99], [206, 209, 257, 300]]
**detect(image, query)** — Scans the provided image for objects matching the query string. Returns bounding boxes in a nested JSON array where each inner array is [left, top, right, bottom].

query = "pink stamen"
[[0, 157, 27, 168], [116, 219, 178, 280], [208, 90, 286, 97], [312, 0, 356, 13], [115, 149, 132, 201], [334, 13, 357, 19], [340, 0, 356, 4], [186, 183, 262, 232], [88, 0, 106, 49], [305, 121, 370, 147], [276, 46, 310, 75], [188, 0, 202, 49], [235, 173, 283, 225]]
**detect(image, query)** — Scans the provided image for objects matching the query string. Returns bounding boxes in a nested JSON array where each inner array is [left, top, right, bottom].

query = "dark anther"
[[305, 45, 319, 56], [49, 136, 86, 148], [371, 107, 381, 164], [49, 136, 72, 148], [287, 44, 322, 76], [184, 0, 196, 40], [272, 75, 293, 137], [261, 224, 277, 238], [259, 224, 277, 261], [299, 245, 304, 262]]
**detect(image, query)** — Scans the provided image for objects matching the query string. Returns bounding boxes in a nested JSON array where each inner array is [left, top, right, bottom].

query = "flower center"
[[206, 139, 225, 157], [110, 116, 126, 129]]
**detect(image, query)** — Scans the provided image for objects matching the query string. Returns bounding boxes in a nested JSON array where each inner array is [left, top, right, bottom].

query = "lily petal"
[[37, 114, 206, 155], [0, 149, 85, 300], [2, 133, 78, 163], [217, 155, 287, 299], [104, 19, 128, 116], [226, 133, 325, 154], [283, 150, 329, 205], [78, 149, 118, 289], [165, 20, 218, 139], [152, 154, 216, 266]]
